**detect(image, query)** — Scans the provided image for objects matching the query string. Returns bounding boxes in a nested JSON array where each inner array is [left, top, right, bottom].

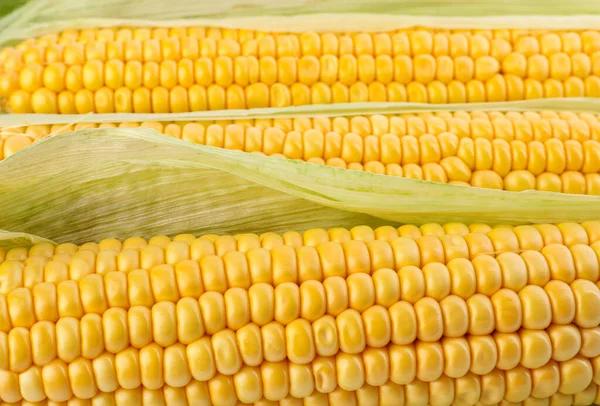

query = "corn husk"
[[3, 0, 600, 47], [1, 123, 600, 248]]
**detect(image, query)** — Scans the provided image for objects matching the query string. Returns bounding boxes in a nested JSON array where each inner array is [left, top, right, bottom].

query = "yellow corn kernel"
[[176, 297, 204, 345], [115, 347, 141, 390], [68, 357, 97, 400], [308, 315, 338, 359], [17, 365, 43, 402], [519, 284, 553, 330], [30, 321, 56, 367], [259, 322, 286, 363], [467, 293, 495, 335], [246, 283, 275, 327], [359, 305, 390, 349], [8, 287, 35, 328], [571, 279, 600, 328], [379, 300, 415, 348], [345, 273, 374, 312], [285, 319, 315, 364], [491, 288, 522, 333], [404, 379, 429, 406], [440, 336, 470, 379], [367, 266, 398, 303], [579, 327, 600, 358], [397, 265, 423, 304], [548, 324, 582, 362], [559, 356, 594, 395], [336, 308, 366, 355], [468, 334, 498, 376], [233, 366, 262, 404], [471, 254, 501, 295], [414, 341, 443, 382], [56, 317, 81, 363], [519, 329, 552, 369], [414, 297, 443, 342], [42, 359, 73, 402], [439, 295, 468, 339], [183, 337, 215, 384], [273, 282, 299, 326]]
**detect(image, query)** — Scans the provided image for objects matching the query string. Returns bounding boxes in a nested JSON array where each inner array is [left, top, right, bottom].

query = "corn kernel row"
[[21, 52, 599, 92], [2, 223, 600, 298], [1, 281, 597, 373], [11, 29, 600, 61], [18, 26, 600, 51], [5, 49, 600, 110], [5, 222, 600, 268], [2, 244, 600, 320], [2, 112, 600, 156], [4, 375, 600, 406], [9, 50, 600, 88], [3, 29, 600, 112], [4, 227, 600, 289], [0, 379, 436, 406], [10, 77, 599, 115], [9, 302, 599, 378], [9, 389, 600, 406], [0, 339, 598, 404], [5, 70, 600, 114], [2, 251, 599, 336], [0, 283, 598, 374]]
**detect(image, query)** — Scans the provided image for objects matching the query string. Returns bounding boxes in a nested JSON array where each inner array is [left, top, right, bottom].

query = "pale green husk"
[[3, 0, 600, 47], [0, 231, 54, 248], [1, 126, 600, 249], [3, 98, 600, 128]]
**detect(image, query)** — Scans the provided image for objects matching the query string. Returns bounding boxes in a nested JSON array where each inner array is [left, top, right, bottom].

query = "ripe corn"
[[0, 222, 599, 404], [2, 27, 600, 113], [4, 110, 600, 194]]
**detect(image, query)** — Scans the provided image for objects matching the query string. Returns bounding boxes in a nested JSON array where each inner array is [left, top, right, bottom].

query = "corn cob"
[[0, 222, 598, 404], [2, 27, 600, 113], [4, 110, 600, 194]]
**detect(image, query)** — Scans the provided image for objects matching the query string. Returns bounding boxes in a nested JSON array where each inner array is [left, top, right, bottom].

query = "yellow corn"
[[3, 382, 600, 405], [3, 110, 600, 194], [0, 345, 599, 403], [3, 281, 598, 372], [0, 221, 598, 404], [2, 28, 600, 113]]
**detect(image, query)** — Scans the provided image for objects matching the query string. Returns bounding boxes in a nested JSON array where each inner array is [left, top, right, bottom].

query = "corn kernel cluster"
[[2, 27, 600, 113], [0, 221, 598, 404], [4, 110, 600, 194]]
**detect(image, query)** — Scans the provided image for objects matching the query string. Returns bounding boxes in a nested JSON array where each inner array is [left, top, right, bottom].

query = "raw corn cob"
[[2, 27, 600, 113], [4, 110, 600, 194], [0, 222, 598, 405]]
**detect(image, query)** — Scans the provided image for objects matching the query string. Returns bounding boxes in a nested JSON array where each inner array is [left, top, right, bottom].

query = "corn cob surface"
[[4, 110, 600, 194], [0, 222, 598, 405], [2, 27, 600, 113]]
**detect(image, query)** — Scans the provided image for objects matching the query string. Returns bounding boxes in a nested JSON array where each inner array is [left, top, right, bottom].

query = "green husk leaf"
[[2, 126, 600, 246], [3, 98, 600, 127], [0, 230, 55, 249], [3, 0, 600, 47]]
